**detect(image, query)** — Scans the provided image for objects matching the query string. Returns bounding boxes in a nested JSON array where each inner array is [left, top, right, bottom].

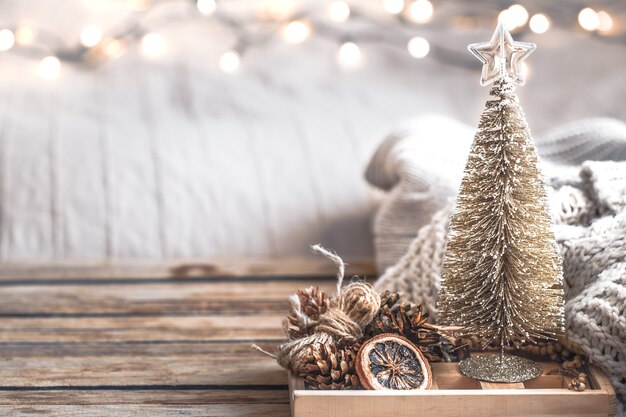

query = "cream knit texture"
[[367, 116, 626, 416]]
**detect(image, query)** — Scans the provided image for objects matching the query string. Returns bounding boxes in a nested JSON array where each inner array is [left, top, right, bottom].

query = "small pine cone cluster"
[[284, 287, 330, 339], [365, 290, 438, 343], [301, 343, 360, 390], [365, 291, 465, 362]]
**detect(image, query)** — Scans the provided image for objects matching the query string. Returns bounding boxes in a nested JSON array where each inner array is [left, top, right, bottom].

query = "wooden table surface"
[[0, 259, 375, 416]]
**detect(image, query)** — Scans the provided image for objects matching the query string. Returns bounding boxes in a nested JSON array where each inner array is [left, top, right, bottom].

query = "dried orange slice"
[[356, 333, 432, 390]]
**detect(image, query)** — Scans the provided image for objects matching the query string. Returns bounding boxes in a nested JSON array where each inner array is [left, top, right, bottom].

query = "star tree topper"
[[468, 22, 536, 86]]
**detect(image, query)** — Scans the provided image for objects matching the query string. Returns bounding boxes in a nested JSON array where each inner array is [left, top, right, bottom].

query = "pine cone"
[[301, 343, 360, 390], [365, 291, 465, 362], [284, 287, 330, 339], [379, 290, 402, 310]]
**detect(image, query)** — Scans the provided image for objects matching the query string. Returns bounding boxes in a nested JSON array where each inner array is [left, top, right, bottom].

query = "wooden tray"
[[289, 358, 616, 417]]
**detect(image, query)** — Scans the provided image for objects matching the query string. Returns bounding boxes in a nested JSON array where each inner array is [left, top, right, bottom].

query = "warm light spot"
[[507, 4, 529, 27], [597, 11, 613, 32], [219, 50, 240, 73], [498, 10, 514, 30], [130, 0, 150, 11], [38, 56, 61, 79], [103, 39, 127, 58], [328, 1, 351, 23], [80, 25, 103, 48], [337, 42, 361, 68], [282, 20, 311, 44], [197, 0, 217, 15], [407, 36, 429, 58], [407, 0, 433, 24], [578, 8, 600, 31], [141, 33, 166, 57], [383, 0, 404, 15], [0, 29, 15, 52], [262, 0, 295, 20], [529, 14, 550, 34], [15, 25, 35, 45]]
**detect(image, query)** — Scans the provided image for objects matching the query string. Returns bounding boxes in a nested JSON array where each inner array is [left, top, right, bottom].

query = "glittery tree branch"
[[438, 76, 565, 347]]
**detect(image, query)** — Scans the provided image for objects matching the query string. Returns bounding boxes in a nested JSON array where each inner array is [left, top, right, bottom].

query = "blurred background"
[[0, 0, 624, 262]]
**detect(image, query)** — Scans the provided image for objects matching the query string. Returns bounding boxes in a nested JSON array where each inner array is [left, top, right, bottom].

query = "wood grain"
[[0, 316, 284, 342], [0, 404, 289, 416], [290, 363, 616, 417], [0, 264, 310, 415], [293, 389, 614, 417], [480, 381, 525, 390], [0, 280, 337, 316], [0, 389, 288, 405], [0, 258, 376, 281], [0, 342, 285, 387]]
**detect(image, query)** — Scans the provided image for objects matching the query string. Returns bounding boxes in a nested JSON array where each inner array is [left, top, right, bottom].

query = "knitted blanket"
[[367, 116, 626, 416]]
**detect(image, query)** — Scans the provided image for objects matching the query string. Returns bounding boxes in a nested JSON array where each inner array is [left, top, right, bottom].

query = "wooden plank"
[[289, 365, 614, 417], [0, 315, 284, 342], [431, 362, 480, 389], [289, 371, 305, 417], [0, 258, 376, 281], [0, 341, 286, 387], [480, 381, 525, 390], [293, 389, 613, 417], [0, 389, 288, 405], [0, 281, 336, 316], [586, 367, 616, 417], [0, 404, 289, 416], [525, 362, 563, 389]]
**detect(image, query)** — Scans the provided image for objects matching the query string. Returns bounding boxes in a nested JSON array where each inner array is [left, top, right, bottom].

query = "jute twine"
[[253, 245, 381, 374]]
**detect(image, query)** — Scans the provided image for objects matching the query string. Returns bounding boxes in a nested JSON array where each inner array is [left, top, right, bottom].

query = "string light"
[[219, 50, 240, 73], [38, 56, 61, 79], [80, 25, 103, 48], [130, 0, 150, 11], [407, 36, 429, 58], [597, 11, 613, 33], [508, 5, 528, 27], [141, 33, 166, 57], [14, 25, 35, 45], [529, 14, 550, 34], [407, 0, 433, 24], [578, 8, 600, 31], [498, 10, 512, 30], [0, 1, 621, 78], [328, 1, 350, 23], [337, 41, 361, 68], [498, 4, 528, 30], [102, 38, 127, 58], [197, 0, 217, 16], [383, 0, 404, 15], [281, 20, 311, 44], [262, 0, 295, 20], [0, 29, 15, 52]]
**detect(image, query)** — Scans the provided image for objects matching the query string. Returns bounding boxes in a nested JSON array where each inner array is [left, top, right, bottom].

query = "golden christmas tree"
[[438, 23, 565, 382]]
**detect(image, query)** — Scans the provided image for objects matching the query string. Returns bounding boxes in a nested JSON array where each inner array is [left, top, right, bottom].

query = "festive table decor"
[[437, 22, 565, 383], [256, 244, 615, 416], [254, 244, 461, 390]]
